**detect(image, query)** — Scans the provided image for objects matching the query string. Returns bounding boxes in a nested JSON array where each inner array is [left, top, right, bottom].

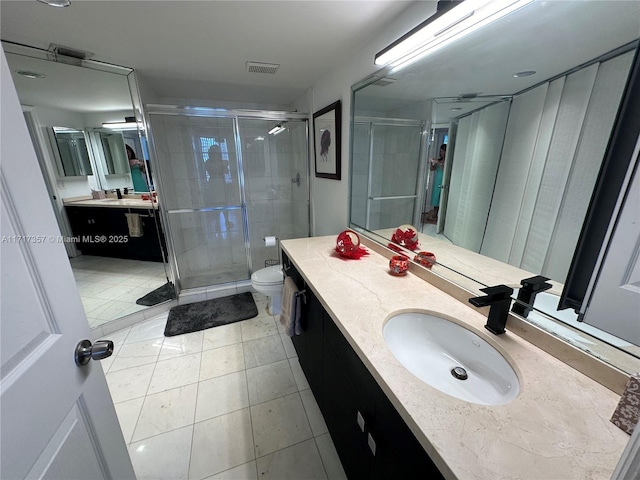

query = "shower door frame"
[[353, 117, 426, 230], [144, 105, 310, 296]]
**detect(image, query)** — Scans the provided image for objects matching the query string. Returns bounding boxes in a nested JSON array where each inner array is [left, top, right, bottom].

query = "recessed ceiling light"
[[513, 70, 536, 78], [451, 107, 462, 111], [37, 0, 71, 6], [17, 70, 46, 79]]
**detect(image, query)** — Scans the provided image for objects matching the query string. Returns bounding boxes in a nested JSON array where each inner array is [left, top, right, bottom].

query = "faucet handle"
[[520, 275, 552, 292], [479, 284, 514, 300]]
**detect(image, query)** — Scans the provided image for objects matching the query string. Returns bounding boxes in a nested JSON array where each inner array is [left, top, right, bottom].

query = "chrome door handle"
[[367, 432, 376, 456], [75, 339, 114, 366]]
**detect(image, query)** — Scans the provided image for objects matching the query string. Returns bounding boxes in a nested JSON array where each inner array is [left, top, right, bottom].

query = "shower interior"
[[147, 108, 309, 292]]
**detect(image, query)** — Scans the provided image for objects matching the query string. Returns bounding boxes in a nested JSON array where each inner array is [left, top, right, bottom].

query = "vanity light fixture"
[[451, 107, 463, 111], [37, 0, 71, 6], [254, 136, 265, 141], [375, 0, 534, 74], [17, 70, 46, 79], [513, 70, 536, 77], [102, 116, 140, 130]]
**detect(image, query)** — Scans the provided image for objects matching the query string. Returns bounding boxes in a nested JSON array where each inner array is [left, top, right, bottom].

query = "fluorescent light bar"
[[376, 0, 534, 73], [102, 121, 140, 130], [268, 125, 286, 136]]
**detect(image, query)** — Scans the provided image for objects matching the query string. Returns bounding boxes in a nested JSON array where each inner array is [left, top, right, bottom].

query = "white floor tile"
[[203, 461, 257, 480], [109, 338, 163, 372], [195, 371, 249, 423], [148, 353, 201, 395], [288, 358, 310, 391], [299, 389, 328, 437], [246, 359, 297, 405], [106, 363, 155, 403], [92, 300, 132, 321], [189, 409, 255, 480], [81, 297, 112, 314], [203, 323, 242, 351], [240, 316, 278, 342], [160, 331, 204, 360], [129, 425, 193, 480], [280, 334, 297, 359], [94, 284, 137, 301], [127, 315, 169, 343], [256, 438, 328, 480], [132, 384, 198, 442], [116, 286, 161, 303], [243, 335, 286, 369], [114, 397, 145, 444], [315, 434, 347, 480], [250, 393, 313, 457], [200, 343, 245, 382]]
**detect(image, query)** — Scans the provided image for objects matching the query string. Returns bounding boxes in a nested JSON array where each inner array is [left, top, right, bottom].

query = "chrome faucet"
[[469, 285, 514, 335], [511, 275, 553, 318]]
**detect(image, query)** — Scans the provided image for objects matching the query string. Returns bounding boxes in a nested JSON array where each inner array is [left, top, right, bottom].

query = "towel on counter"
[[125, 213, 143, 237], [280, 276, 302, 337]]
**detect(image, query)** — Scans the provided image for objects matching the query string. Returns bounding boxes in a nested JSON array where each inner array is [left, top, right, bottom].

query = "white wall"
[[294, 2, 437, 236]]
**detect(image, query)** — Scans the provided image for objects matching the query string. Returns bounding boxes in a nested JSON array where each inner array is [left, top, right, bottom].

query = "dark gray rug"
[[136, 282, 176, 306], [164, 292, 258, 337]]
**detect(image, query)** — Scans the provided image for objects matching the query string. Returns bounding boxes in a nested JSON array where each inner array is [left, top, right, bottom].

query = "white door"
[[0, 50, 134, 479], [583, 136, 640, 346]]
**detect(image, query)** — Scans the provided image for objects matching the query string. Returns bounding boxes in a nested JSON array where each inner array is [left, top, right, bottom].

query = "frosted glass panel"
[[150, 116, 241, 211], [238, 118, 309, 271], [368, 198, 415, 231], [168, 209, 246, 289], [370, 125, 422, 198], [350, 123, 371, 228]]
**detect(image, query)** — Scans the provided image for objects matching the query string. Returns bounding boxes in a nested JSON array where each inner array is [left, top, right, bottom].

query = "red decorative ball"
[[336, 230, 360, 256]]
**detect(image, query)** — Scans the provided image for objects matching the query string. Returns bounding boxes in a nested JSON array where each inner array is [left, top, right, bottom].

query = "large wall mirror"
[[3, 41, 173, 331], [350, 1, 640, 372]]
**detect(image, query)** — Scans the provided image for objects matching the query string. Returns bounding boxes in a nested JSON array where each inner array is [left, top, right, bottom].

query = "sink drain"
[[451, 366, 468, 380]]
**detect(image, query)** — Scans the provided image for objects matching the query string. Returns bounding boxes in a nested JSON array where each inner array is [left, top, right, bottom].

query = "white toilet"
[[251, 265, 285, 315]]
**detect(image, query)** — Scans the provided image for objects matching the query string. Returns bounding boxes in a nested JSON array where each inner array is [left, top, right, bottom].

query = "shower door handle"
[[292, 172, 301, 187]]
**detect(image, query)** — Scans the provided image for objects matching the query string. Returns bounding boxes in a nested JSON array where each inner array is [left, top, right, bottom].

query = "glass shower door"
[[237, 118, 309, 270], [150, 114, 249, 290]]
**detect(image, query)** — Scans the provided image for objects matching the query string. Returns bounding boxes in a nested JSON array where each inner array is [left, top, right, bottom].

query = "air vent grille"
[[246, 62, 280, 75], [48, 43, 94, 60]]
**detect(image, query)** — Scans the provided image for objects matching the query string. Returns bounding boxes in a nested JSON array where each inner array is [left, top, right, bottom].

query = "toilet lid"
[[251, 265, 284, 286]]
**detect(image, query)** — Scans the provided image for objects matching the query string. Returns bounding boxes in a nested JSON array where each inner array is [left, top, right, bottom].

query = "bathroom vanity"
[[64, 197, 165, 261], [281, 236, 629, 479]]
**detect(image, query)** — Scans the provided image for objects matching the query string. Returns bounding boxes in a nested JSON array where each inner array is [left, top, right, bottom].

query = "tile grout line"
[[186, 330, 205, 480]]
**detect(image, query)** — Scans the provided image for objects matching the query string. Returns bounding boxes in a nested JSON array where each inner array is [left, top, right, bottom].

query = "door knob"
[[75, 339, 114, 366]]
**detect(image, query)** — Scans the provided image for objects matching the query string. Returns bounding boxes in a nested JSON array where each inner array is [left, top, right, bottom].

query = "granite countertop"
[[281, 236, 629, 480], [63, 197, 158, 209]]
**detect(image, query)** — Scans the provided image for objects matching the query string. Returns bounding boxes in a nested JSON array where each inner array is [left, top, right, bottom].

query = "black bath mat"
[[164, 292, 258, 337], [136, 282, 176, 306]]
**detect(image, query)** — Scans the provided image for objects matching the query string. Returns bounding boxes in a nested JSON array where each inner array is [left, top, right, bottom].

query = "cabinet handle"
[[357, 411, 365, 433], [367, 432, 376, 456]]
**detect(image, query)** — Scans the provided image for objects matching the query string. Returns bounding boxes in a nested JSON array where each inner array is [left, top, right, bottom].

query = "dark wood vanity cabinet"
[[282, 252, 443, 480], [65, 206, 164, 262]]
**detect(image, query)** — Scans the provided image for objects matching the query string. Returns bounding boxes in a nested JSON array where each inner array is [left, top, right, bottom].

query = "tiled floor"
[[103, 292, 347, 480], [70, 255, 169, 328]]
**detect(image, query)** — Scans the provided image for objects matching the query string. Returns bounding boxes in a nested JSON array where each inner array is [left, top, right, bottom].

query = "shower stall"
[[146, 106, 309, 292], [350, 117, 425, 231]]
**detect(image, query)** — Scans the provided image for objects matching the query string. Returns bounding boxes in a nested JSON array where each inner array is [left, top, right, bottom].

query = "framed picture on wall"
[[313, 100, 341, 180]]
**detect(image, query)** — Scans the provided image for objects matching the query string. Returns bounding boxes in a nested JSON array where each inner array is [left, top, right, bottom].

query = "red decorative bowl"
[[389, 255, 409, 276], [414, 251, 436, 269]]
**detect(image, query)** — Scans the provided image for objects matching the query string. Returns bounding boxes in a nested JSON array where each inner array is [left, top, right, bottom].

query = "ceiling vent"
[[48, 43, 94, 60], [246, 61, 280, 75]]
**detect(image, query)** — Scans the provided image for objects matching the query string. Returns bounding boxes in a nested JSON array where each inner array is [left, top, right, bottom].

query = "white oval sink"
[[383, 312, 519, 405]]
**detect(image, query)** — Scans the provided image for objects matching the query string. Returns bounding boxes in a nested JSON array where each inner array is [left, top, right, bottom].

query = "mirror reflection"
[[48, 126, 93, 176], [3, 42, 173, 330], [350, 1, 639, 363]]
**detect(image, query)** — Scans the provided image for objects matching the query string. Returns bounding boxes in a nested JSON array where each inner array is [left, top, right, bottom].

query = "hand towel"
[[280, 276, 299, 337], [125, 213, 143, 237]]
